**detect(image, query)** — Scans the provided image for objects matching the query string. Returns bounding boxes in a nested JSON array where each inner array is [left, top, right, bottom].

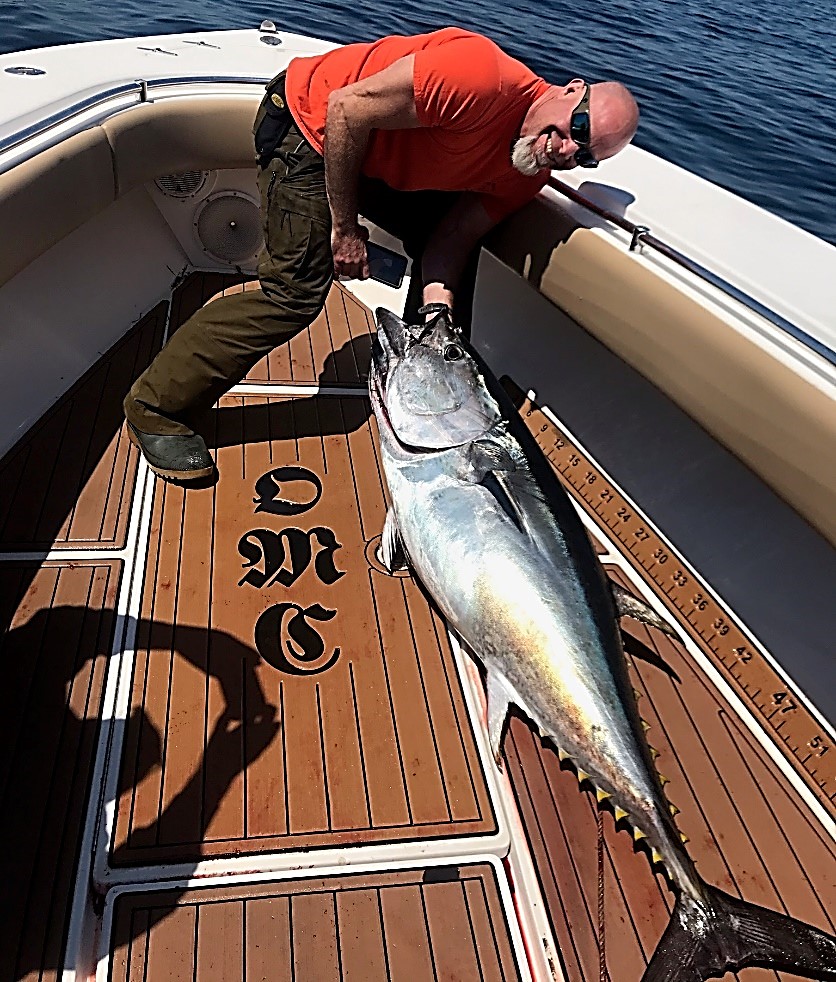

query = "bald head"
[[588, 81, 640, 159], [516, 78, 639, 173]]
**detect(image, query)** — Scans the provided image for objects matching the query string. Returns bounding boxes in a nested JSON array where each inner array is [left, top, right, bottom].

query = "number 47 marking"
[[772, 691, 797, 713]]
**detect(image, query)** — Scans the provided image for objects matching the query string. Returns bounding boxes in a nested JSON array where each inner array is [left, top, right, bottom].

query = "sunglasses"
[[570, 84, 598, 169]]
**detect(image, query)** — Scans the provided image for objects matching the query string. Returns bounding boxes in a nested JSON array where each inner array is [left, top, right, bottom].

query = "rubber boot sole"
[[127, 425, 215, 481]]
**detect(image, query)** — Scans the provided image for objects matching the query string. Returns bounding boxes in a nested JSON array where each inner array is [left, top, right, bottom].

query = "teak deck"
[[107, 863, 524, 982], [0, 273, 833, 982]]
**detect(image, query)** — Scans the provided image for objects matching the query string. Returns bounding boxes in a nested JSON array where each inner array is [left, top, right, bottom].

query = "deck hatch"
[[110, 393, 496, 867], [105, 862, 526, 982]]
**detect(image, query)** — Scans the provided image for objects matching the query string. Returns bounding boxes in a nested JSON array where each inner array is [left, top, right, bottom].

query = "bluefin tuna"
[[369, 306, 836, 982]]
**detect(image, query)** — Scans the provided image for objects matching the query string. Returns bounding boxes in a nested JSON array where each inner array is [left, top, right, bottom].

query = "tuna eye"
[[444, 343, 464, 362]]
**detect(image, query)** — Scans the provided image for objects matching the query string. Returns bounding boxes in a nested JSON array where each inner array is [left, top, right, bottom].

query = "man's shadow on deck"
[[0, 604, 280, 981], [201, 333, 375, 454], [0, 304, 375, 977]]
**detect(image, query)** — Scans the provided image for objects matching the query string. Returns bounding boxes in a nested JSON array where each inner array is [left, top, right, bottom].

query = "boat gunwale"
[[1, 69, 833, 373]]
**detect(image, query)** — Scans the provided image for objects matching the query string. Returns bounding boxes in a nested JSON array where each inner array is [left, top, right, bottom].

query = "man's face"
[[512, 82, 599, 176]]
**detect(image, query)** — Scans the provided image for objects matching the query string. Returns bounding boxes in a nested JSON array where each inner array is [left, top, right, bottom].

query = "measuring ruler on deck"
[[513, 389, 835, 820]]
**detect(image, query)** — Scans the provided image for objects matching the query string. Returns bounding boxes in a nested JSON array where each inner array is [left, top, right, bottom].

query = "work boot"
[[127, 422, 214, 481]]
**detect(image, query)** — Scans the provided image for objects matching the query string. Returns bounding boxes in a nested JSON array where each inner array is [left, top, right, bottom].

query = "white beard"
[[511, 135, 542, 176]]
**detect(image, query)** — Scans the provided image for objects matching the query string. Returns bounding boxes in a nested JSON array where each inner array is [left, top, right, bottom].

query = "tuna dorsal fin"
[[380, 508, 409, 573], [611, 582, 678, 639]]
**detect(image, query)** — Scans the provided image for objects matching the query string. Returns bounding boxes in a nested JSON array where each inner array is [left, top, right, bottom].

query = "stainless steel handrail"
[[547, 177, 836, 370], [0, 74, 270, 158]]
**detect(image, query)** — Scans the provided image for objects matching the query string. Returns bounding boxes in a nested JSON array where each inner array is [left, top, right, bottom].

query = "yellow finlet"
[[649, 747, 660, 760], [659, 774, 670, 786], [651, 848, 664, 865], [680, 833, 690, 844], [614, 806, 629, 822], [557, 747, 571, 762], [577, 769, 590, 784], [640, 719, 651, 732], [633, 826, 648, 841], [596, 787, 612, 803], [633, 688, 642, 700], [669, 803, 680, 817]]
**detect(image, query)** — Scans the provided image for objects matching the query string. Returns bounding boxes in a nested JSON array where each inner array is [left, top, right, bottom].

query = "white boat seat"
[[101, 95, 259, 197], [0, 127, 115, 286], [0, 96, 258, 289]]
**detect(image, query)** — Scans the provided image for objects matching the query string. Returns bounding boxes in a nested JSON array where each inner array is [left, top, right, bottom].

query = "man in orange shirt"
[[124, 28, 639, 480]]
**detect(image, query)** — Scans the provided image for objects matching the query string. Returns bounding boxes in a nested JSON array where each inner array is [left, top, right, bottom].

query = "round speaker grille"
[[195, 193, 262, 264], [154, 170, 208, 198]]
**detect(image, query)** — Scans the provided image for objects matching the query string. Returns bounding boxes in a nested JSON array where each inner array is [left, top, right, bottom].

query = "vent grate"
[[154, 171, 209, 199]]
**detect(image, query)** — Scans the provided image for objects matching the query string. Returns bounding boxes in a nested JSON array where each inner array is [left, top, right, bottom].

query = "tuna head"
[[370, 308, 502, 450]]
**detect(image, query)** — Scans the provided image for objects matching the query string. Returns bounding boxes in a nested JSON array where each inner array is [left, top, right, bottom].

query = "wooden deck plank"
[[146, 904, 197, 982], [379, 884, 435, 980], [107, 864, 523, 982], [110, 393, 495, 866], [245, 895, 292, 982], [196, 900, 242, 982], [292, 893, 341, 979], [423, 879, 485, 980], [0, 560, 120, 982], [335, 888, 389, 981]]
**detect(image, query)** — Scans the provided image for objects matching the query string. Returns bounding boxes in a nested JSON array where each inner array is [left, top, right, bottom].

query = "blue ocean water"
[[1, 0, 834, 246]]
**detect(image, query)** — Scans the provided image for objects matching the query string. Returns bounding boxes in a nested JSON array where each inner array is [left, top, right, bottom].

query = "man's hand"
[[332, 223, 370, 280]]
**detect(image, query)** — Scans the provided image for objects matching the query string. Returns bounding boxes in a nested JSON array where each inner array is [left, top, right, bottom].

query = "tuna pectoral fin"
[[466, 439, 518, 482], [612, 582, 678, 639], [380, 509, 408, 572], [643, 886, 836, 982]]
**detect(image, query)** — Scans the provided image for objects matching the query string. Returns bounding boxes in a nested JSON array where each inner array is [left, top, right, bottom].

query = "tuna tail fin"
[[643, 884, 836, 982]]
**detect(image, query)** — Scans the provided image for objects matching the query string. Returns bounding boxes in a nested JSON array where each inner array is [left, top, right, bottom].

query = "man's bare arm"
[[325, 55, 421, 278], [419, 194, 498, 314]]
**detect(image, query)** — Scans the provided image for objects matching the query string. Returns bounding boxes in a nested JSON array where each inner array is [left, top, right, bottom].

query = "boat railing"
[[0, 74, 271, 160], [547, 177, 835, 370], [0, 74, 832, 370]]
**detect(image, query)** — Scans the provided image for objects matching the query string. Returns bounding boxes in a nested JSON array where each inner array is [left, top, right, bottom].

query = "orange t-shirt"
[[285, 28, 551, 221]]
